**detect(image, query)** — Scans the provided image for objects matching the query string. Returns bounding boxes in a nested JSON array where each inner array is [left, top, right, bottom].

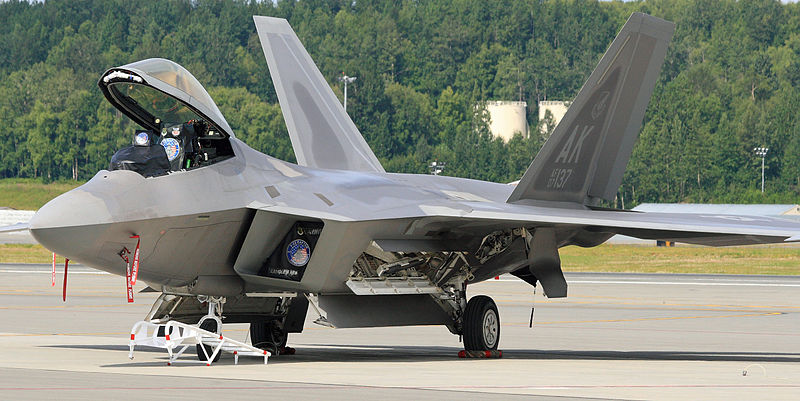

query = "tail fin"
[[507, 13, 674, 204], [253, 16, 385, 172]]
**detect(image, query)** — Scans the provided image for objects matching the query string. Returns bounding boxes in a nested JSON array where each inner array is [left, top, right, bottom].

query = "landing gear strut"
[[462, 295, 500, 351], [195, 296, 224, 362]]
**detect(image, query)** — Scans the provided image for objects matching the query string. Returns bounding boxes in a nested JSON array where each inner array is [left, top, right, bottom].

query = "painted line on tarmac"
[[504, 311, 782, 326], [526, 324, 800, 337], [418, 384, 800, 390], [0, 384, 375, 391], [1, 383, 799, 392], [0, 269, 107, 274], [568, 280, 800, 287], [492, 277, 800, 287]]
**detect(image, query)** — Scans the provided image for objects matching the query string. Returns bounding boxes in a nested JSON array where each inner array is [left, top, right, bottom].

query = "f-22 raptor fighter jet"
[[7, 13, 800, 357]]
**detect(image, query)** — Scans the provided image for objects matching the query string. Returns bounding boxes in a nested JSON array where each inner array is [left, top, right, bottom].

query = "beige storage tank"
[[538, 100, 570, 136], [484, 101, 528, 142]]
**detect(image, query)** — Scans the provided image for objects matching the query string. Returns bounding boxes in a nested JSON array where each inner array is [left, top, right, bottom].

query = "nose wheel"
[[195, 319, 221, 362], [463, 295, 500, 351]]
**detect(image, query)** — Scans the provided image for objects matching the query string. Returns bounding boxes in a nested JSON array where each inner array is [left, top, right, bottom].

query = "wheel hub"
[[483, 309, 498, 348]]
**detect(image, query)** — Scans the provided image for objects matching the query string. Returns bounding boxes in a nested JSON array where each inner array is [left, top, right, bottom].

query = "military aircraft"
[[4, 13, 800, 358]]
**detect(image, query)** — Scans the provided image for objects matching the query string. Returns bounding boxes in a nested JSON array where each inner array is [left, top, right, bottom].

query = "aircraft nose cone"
[[29, 189, 113, 257], [30, 190, 113, 230]]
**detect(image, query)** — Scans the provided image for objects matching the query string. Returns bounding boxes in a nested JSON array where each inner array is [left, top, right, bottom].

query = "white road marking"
[[0, 270, 108, 275], [493, 277, 800, 287], [568, 280, 800, 287]]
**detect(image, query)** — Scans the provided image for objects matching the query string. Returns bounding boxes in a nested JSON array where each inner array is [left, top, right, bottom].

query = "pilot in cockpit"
[[109, 120, 207, 177], [159, 120, 204, 171]]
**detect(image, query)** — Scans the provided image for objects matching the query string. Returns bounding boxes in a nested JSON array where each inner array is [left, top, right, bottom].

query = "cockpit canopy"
[[99, 59, 235, 177], [100, 58, 233, 137]]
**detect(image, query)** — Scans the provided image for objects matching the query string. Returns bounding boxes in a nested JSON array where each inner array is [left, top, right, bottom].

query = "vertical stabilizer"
[[508, 13, 674, 204], [253, 16, 385, 172]]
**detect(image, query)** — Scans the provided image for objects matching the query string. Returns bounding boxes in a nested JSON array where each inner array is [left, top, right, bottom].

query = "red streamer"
[[130, 235, 140, 286], [125, 254, 134, 303], [62, 258, 69, 302]]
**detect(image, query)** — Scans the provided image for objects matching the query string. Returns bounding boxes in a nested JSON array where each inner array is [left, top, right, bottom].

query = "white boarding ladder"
[[129, 320, 270, 366]]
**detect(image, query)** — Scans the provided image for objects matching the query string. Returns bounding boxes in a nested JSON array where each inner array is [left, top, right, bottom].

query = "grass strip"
[[0, 178, 83, 211], [561, 244, 800, 275], [0, 244, 56, 264]]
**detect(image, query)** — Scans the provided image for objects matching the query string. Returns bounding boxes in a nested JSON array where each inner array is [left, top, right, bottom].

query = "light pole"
[[337, 73, 357, 112], [753, 147, 769, 193]]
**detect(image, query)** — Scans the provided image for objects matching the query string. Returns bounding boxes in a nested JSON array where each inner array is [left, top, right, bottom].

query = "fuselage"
[[30, 138, 516, 291]]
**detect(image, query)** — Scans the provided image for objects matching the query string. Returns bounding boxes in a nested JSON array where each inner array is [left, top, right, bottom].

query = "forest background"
[[2, 0, 800, 208]]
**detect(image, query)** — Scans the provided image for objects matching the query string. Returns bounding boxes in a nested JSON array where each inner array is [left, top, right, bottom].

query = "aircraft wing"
[[248, 199, 800, 246], [404, 203, 800, 246], [0, 223, 30, 233]]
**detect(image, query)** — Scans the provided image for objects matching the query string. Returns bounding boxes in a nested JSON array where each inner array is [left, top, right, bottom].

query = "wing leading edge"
[[414, 205, 800, 247], [0, 223, 30, 233], [253, 16, 385, 173]]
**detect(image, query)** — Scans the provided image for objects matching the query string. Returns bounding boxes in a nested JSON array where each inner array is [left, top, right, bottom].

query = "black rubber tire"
[[463, 295, 500, 351], [250, 320, 287, 355], [196, 319, 221, 362]]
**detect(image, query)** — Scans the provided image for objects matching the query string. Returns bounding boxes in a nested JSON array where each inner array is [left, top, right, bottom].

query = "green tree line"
[[1, 0, 799, 206]]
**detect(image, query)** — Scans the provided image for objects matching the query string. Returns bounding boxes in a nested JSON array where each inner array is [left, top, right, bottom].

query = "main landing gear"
[[250, 319, 293, 356], [436, 284, 502, 356], [192, 296, 294, 360], [454, 294, 503, 358], [463, 295, 500, 351]]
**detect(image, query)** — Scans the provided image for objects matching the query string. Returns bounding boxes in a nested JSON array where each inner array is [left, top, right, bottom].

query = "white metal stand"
[[128, 320, 270, 366]]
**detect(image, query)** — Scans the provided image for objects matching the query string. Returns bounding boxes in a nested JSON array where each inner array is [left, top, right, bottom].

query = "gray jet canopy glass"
[[109, 82, 202, 125], [100, 59, 235, 177]]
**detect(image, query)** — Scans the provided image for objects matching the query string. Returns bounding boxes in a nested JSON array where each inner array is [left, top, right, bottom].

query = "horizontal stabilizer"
[[509, 13, 674, 204], [253, 16, 385, 173]]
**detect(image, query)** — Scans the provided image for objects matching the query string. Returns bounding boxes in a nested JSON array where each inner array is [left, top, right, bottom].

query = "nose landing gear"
[[195, 296, 224, 362]]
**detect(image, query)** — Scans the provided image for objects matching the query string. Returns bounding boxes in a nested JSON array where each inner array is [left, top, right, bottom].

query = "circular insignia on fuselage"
[[286, 239, 311, 267], [161, 137, 181, 161], [134, 132, 150, 146]]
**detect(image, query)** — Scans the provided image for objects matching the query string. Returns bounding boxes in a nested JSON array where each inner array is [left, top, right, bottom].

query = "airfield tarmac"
[[0, 264, 797, 400]]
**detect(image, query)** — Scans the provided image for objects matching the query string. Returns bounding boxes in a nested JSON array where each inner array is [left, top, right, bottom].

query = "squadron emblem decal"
[[161, 138, 181, 161], [134, 132, 150, 146], [286, 239, 311, 267], [591, 90, 611, 120]]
